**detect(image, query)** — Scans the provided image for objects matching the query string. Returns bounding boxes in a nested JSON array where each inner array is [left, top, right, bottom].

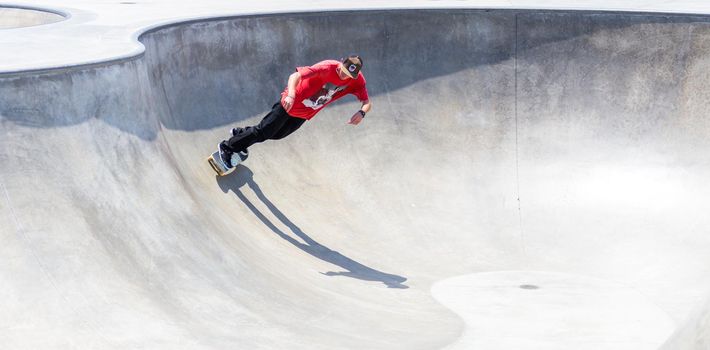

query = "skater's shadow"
[[216, 165, 408, 289]]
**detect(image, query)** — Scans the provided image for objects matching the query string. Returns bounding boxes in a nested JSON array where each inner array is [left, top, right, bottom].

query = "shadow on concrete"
[[216, 165, 409, 289]]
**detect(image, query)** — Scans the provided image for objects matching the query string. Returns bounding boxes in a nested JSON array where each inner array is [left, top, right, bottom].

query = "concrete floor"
[[1, 3, 710, 350]]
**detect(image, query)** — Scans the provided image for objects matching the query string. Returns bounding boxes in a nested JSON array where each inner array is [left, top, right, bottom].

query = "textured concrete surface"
[[0, 6, 64, 29], [2, 6, 710, 350], [432, 271, 675, 349], [4, 1, 710, 73]]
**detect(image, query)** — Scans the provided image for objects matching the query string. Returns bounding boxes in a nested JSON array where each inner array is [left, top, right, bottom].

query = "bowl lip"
[[1, 4, 710, 77], [0, 3, 70, 20]]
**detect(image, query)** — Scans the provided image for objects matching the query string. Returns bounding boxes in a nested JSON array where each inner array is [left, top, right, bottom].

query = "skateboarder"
[[217, 55, 371, 168]]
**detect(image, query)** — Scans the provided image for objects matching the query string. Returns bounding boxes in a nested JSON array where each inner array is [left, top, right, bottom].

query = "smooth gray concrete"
[[2, 8, 710, 349], [5, 0, 710, 74], [432, 271, 675, 349], [0, 6, 64, 29]]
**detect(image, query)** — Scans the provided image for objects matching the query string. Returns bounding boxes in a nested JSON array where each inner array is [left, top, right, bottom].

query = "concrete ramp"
[[2, 9, 710, 349]]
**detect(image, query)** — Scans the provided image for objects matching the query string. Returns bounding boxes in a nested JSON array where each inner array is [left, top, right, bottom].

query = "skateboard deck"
[[207, 151, 235, 176]]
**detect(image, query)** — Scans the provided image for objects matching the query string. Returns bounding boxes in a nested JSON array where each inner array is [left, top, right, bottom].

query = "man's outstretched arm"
[[348, 99, 371, 125], [282, 72, 301, 112]]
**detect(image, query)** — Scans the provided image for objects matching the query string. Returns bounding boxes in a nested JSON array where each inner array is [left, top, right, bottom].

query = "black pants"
[[224, 102, 306, 152]]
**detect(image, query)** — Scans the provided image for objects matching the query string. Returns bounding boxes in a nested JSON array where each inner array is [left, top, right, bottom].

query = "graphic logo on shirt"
[[302, 83, 345, 110]]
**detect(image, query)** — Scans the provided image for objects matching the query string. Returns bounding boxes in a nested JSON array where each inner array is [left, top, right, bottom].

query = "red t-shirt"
[[281, 60, 369, 120]]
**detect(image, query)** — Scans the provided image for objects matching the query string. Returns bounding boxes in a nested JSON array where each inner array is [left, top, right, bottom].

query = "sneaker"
[[230, 149, 249, 166], [237, 149, 249, 162], [218, 142, 233, 168]]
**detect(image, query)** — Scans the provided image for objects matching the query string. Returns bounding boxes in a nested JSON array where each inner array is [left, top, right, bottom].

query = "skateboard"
[[207, 151, 247, 176]]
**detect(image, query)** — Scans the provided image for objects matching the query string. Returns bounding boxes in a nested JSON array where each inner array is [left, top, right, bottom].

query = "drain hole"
[[519, 284, 540, 290]]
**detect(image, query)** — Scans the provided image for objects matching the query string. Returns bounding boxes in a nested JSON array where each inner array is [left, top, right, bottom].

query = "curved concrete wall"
[[1, 9, 710, 349], [0, 6, 65, 29]]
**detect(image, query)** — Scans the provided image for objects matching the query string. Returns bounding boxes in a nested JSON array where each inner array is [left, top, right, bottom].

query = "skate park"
[[2, 1, 710, 349]]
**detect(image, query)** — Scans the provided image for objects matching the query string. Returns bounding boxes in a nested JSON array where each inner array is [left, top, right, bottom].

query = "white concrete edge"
[[0, 2, 71, 18], [2, 4, 710, 76]]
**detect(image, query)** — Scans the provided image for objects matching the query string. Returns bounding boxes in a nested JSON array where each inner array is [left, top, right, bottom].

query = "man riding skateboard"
[[217, 55, 372, 169]]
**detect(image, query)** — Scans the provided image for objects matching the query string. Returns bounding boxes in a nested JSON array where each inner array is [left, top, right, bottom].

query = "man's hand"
[[348, 112, 364, 125], [282, 72, 301, 113], [282, 95, 295, 112]]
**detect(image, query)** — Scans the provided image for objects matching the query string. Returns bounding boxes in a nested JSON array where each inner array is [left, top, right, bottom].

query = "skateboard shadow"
[[215, 165, 409, 289]]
